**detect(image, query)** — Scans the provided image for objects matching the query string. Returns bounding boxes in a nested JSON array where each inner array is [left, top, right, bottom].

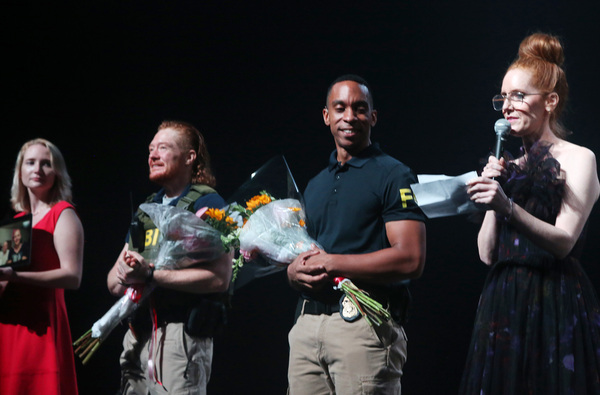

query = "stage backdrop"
[[3, 2, 600, 394]]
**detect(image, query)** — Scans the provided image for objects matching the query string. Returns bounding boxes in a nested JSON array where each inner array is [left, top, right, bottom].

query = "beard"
[[149, 166, 176, 185]]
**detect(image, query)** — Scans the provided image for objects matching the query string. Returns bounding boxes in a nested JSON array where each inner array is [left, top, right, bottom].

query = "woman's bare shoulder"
[[553, 140, 596, 168]]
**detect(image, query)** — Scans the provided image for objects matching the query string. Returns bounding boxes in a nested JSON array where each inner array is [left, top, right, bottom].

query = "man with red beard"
[[107, 120, 232, 395]]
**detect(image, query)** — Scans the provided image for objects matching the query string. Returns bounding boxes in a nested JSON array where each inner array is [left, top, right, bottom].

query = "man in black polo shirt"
[[287, 75, 426, 394]]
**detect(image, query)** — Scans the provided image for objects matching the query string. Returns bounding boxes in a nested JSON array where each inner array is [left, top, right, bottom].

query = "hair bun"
[[518, 33, 564, 66]]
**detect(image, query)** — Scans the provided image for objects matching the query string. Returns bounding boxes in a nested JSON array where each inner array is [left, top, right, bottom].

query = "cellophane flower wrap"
[[74, 203, 238, 364], [238, 198, 316, 265], [236, 199, 390, 326], [140, 203, 233, 268]]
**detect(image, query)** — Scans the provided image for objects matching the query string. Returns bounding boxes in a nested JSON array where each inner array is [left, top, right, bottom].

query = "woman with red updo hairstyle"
[[462, 33, 600, 394]]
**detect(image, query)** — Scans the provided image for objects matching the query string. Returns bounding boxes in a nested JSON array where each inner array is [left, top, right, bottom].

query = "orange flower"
[[299, 219, 306, 227], [205, 208, 226, 221], [225, 216, 237, 227], [205, 208, 238, 231], [245, 194, 272, 212]]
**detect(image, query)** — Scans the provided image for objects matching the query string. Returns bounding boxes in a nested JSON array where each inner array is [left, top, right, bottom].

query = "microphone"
[[493, 119, 511, 158]]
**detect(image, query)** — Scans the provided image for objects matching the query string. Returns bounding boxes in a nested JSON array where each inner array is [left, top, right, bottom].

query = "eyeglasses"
[[492, 91, 545, 111]]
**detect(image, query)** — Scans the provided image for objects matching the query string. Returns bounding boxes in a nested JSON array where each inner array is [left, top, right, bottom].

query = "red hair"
[[158, 120, 217, 187], [508, 33, 569, 137]]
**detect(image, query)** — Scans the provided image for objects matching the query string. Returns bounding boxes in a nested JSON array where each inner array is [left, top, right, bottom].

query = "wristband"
[[146, 266, 155, 283]]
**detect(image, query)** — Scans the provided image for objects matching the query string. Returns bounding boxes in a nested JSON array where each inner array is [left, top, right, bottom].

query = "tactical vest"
[[128, 184, 217, 261], [128, 184, 226, 336]]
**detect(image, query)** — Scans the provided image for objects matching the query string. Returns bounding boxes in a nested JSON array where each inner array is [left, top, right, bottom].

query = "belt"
[[299, 298, 340, 315], [297, 285, 410, 324]]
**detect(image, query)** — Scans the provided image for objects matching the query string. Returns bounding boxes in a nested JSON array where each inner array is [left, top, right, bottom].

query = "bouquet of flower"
[[74, 203, 239, 364], [238, 198, 313, 264], [227, 191, 278, 282], [74, 280, 152, 364], [235, 198, 391, 326]]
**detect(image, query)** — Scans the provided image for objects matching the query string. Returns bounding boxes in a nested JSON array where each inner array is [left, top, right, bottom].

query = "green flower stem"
[[81, 338, 102, 365], [339, 282, 391, 326], [73, 328, 92, 348], [73, 328, 104, 365]]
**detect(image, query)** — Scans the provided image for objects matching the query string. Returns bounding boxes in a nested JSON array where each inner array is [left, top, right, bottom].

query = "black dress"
[[460, 143, 600, 394]]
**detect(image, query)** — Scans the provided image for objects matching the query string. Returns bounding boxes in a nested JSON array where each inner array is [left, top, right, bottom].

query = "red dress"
[[0, 201, 79, 394]]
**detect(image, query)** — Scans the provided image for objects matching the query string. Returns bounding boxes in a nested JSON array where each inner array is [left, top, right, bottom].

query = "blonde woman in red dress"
[[0, 138, 84, 395]]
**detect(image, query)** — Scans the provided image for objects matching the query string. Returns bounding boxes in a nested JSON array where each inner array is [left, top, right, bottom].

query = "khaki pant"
[[119, 322, 213, 395], [288, 306, 407, 395]]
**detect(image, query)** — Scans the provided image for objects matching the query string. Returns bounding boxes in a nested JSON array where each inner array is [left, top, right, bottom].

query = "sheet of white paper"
[[411, 171, 482, 218], [417, 174, 453, 183]]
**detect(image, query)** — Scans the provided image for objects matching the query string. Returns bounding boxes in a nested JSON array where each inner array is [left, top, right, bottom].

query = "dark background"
[[3, 2, 600, 394]]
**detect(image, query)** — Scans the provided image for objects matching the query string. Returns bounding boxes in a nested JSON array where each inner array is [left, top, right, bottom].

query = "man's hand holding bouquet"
[[74, 203, 239, 364], [236, 198, 391, 327], [74, 156, 391, 367]]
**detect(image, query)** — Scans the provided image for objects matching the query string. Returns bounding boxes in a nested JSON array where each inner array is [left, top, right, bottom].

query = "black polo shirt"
[[304, 143, 424, 256]]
